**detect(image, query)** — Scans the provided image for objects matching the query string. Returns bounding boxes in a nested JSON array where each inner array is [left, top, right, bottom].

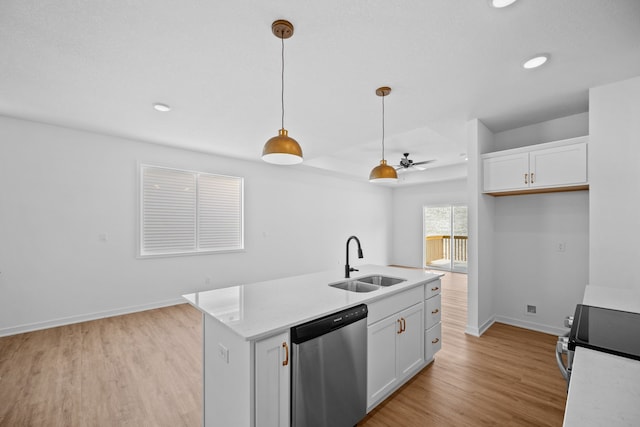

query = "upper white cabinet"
[[482, 136, 588, 195]]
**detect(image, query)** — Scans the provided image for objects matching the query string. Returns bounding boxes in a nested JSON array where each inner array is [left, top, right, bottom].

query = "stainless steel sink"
[[329, 274, 407, 293], [356, 275, 406, 287], [329, 280, 380, 293]]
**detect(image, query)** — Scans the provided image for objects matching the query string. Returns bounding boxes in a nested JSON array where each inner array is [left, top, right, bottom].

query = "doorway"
[[423, 205, 468, 273]]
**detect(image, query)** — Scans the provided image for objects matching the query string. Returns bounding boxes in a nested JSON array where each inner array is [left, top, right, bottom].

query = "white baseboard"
[[466, 315, 496, 337], [466, 315, 565, 337], [494, 315, 566, 336], [0, 297, 185, 337]]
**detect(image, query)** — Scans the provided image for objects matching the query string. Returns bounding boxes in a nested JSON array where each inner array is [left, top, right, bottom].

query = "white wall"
[[466, 119, 496, 336], [493, 112, 589, 151], [493, 191, 589, 333], [0, 116, 392, 336], [589, 75, 640, 290], [390, 178, 467, 268], [488, 114, 589, 335]]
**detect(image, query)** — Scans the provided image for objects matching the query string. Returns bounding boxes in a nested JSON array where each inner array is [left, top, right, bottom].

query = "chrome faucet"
[[345, 235, 364, 278]]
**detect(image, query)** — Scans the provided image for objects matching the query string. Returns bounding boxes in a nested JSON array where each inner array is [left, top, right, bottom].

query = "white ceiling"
[[1, 0, 640, 185]]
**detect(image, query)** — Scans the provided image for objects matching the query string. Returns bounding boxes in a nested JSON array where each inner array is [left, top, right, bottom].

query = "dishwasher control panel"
[[291, 304, 368, 344]]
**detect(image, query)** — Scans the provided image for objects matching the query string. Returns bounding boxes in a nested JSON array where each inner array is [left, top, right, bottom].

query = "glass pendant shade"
[[369, 159, 398, 182], [262, 128, 303, 165]]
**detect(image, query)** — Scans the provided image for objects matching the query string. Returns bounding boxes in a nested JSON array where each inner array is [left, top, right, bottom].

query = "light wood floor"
[[0, 273, 567, 426], [360, 272, 567, 426]]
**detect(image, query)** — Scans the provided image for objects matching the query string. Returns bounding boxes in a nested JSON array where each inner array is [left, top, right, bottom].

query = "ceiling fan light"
[[262, 128, 303, 165], [369, 160, 398, 183]]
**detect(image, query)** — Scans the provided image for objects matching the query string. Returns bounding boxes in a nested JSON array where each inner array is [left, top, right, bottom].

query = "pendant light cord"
[[281, 35, 285, 130], [381, 94, 386, 161]]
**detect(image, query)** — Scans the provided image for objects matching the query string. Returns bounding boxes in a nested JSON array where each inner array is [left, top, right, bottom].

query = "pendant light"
[[369, 86, 398, 182], [262, 20, 303, 165]]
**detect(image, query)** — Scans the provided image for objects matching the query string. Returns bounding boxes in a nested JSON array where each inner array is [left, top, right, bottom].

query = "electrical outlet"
[[218, 343, 229, 363], [205, 276, 212, 285], [556, 242, 566, 252], [526, 304, 537, 315]]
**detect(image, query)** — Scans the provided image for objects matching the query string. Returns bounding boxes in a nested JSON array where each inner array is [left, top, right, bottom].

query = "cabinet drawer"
[[425, 294, 441, 330], [425, 323, 442, 362], [425, 279, 441, 299], [367, 286, 424, 325]]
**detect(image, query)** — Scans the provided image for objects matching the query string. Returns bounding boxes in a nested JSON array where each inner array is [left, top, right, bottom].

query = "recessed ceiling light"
[[153, 103, 171, 112], [491, 0, 518, 8], [523, 55, 549, 69]]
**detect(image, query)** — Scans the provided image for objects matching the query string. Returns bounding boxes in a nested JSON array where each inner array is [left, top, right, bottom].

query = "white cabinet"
[[424, 279, 442, 362], [367, 286, 425, 411], [482, 136, 588, 195], [367, 311, 401, 405], [426, 323, 442, 362], [483, 152, 529, 192], [529, 143, 587, 189], [397, 303, 425, 378], [202, 314, 289, 427], [426, 293, 441, 330], [255, 332, 290, 427]]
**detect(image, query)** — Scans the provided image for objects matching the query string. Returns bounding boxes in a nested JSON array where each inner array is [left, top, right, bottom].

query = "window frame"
[[137, 163, 245, 258]]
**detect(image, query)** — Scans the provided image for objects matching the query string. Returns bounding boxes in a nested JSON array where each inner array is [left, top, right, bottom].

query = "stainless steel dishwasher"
[[291, 304, 368, 427]]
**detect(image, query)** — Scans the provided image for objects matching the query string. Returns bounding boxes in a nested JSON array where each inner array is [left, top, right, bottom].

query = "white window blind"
[[140, 165, 243, 257]]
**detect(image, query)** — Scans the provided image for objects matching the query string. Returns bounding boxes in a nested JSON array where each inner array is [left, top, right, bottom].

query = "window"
[[423, 205, 467, 273], [139, 164, 244, 257]]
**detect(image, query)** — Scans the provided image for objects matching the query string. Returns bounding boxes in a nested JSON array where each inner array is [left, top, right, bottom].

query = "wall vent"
[[526, 304, 537, 315]]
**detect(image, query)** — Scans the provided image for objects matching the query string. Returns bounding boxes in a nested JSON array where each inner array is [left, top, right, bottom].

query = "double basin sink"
[[329, 275, 406, 293]]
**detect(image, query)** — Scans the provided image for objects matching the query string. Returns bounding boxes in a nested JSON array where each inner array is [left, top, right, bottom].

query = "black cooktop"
[[568, 304, 640, 361]]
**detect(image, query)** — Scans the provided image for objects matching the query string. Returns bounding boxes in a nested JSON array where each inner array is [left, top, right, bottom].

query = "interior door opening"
[[423, 205, 468, 273]]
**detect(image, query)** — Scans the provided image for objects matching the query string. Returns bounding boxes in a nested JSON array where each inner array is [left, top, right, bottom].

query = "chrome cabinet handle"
[[432, 308, 439, 315], [524, 173, 529, 184], [282, 342, 289, 366], [431, 338, 440, 344]]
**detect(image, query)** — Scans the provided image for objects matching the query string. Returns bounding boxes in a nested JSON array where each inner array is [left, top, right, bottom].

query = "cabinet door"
[[367, 316, 399, 409], [425, 294, 442, 330], [529, 142, 587, 188], [426, 323, 442, 362], [397, 302, 425, 379], [255, 331, 290, 427], [483, 152, 529, 192]]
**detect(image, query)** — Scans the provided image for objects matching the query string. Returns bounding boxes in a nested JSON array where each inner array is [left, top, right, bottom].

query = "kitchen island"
[[563, 286, 640, 426], [183, 264, 442, 427]]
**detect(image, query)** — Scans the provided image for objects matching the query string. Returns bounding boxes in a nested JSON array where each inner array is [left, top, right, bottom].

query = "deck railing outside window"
[[425, 235, 468, 265]]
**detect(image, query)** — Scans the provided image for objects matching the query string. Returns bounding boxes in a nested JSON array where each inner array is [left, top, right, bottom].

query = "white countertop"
[[183, 264, 442, 341], [563, 285, 640, 427]]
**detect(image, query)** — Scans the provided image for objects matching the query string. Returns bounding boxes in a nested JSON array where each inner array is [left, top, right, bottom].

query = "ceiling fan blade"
[[412, 160, 435, 166], [413, 165, 426, 171]]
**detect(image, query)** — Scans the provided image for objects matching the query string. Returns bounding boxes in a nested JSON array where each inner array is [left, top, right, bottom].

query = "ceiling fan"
[[393, 153, 435, 171]]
